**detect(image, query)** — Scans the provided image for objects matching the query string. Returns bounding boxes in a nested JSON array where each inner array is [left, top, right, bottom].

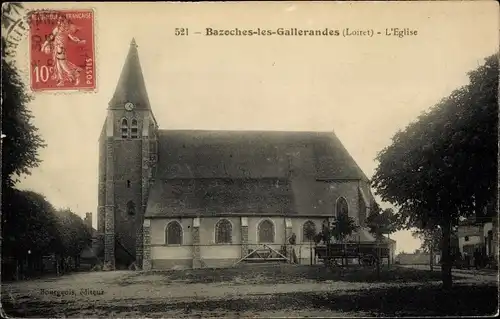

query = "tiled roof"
[[145, 178, 294, 217], [155, 130, 369, 180], [145, 130, 371, 218]]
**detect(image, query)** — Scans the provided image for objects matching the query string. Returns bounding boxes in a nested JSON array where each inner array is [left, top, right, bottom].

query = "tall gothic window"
[[131, 119, 139, 138], [127, 201, 135, 216], [215, 219, 232, 244], [336, 197, 349, 217], [166, 221, 183, 245], [258, 219, 275, 243], [121, 118, 129, 138], [302, 220, 316, 242]]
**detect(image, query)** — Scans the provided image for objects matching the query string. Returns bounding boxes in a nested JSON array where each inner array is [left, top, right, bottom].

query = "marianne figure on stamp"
[[41, 15, 86, 87]]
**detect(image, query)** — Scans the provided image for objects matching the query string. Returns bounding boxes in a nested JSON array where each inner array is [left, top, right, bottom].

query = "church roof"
[[108, 38, 151, 110], [155, 130, 369, 181], [145, 129, 371, 218], [146, 178, 295, 218]]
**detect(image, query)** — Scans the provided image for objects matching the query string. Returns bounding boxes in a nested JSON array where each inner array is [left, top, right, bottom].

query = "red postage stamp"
[[28, 9, 95, 91]]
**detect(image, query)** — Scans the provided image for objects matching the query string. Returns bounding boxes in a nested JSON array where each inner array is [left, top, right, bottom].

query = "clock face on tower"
[[124, 102, 135, 111]]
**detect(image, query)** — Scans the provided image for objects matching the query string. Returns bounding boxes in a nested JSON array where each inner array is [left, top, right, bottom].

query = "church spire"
[[109, 38, 151, 110]]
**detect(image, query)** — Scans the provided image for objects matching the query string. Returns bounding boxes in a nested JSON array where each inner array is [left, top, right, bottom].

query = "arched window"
[[126, 200, 135, 216], [336, 197, 349, 218], [165, 221, 183, 245], [215, 219, 232, 244], [121, 118, 129, 138], [131, 119, 139, 138], [258, 219, 275, 243], [302, 220, 316, 242]]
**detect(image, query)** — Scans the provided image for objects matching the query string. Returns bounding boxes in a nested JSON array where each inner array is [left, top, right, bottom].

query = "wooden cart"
[[314, 242, 390, 267]]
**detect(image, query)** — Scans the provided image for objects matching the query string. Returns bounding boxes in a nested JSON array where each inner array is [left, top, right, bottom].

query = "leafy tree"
[[1, 37, 46, 190], [303, 222, 317, 265], [55, 209, 92, 269], [372, 54, 498, 289], [366, 205, 398, 275], [314, 219, 330, 245], [1, 189, 61, 278], [2, 27, 47, 279], [413, 227, 441, 271], [331, 212, 359, 266], [331, 212, 359, 244], [413, 228, 441, 254], [314, 215, 359, 245], [367, 205, 399, 240], [1, 191, 91, 278], [2, 189, 60, 257], [312, 215, 358, 266]]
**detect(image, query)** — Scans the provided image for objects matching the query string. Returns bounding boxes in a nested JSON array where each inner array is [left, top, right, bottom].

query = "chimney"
[[84, 212, 92, 229]]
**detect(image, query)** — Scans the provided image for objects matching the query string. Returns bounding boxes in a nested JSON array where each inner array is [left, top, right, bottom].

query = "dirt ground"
[[2, 264, 497, 317]]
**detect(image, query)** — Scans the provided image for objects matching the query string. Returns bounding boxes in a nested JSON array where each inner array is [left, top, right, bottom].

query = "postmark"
[[2, 3, 30, 58], [28, 9, 95, 91]]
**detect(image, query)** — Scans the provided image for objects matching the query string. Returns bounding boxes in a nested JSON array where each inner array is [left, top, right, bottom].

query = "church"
[[97, 39, 378, 270]]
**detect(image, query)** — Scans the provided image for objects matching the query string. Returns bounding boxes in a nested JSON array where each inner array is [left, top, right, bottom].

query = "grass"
[[4, 283, 497, 317], [3, 264, 493, 317], [119, 264, 456, 285]]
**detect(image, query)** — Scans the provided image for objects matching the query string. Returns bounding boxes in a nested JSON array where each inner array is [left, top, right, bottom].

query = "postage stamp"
[[28, 9, 95, 91]]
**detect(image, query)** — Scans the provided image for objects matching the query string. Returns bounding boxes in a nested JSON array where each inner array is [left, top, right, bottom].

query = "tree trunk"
[[40, 255, 45, 274], [26, 254, 32, 279], [56, 255, 60, 276], [20, 258, 25, 280], [430, 242, 434, 272], [440, 219, 453, 289], [15, 258, 19, 281], [376, 240, 381, 280]]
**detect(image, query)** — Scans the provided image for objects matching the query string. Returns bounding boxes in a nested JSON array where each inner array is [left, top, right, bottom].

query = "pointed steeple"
[[109, 38, 151, 110]]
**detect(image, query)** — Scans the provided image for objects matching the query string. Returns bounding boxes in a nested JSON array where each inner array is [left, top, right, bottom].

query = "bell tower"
[[97, 39, 158, 269]]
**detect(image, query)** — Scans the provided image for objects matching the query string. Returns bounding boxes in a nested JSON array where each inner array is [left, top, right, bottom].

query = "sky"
[[8, 2, 499, 254]]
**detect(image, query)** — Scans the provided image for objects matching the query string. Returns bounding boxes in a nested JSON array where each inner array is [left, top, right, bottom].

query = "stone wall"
[[396, 253, 433, 265], [146, 216, 370, 269], [142, 219, 151, 271]]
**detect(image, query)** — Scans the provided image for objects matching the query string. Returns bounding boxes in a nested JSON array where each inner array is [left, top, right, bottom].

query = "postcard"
[[1, 1, 498, 317]]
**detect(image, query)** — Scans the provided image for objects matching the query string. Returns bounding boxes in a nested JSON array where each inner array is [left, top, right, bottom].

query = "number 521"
[[175, 28, 189, 36]]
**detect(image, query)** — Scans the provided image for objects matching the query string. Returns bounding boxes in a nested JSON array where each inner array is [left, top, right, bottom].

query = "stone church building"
[[97, 39, 377, 270]]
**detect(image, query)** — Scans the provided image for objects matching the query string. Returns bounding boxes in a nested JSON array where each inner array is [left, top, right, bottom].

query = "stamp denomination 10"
[[28, 9, 96, 92]]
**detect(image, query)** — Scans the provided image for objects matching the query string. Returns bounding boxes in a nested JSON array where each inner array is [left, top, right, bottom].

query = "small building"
[[80, 212, 100, 269], [456, 211, 498, 266]]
